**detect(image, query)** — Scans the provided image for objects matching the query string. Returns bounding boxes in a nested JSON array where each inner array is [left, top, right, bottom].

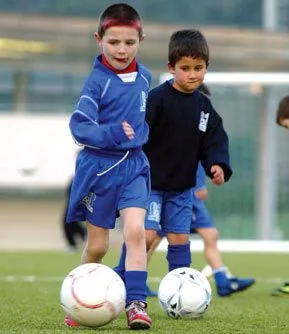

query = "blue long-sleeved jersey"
[[69, 55, 151, 153]]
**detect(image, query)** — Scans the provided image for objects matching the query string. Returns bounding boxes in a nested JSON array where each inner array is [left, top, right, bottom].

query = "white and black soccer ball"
[[60, 263, 126, 327], [158, 267, 212, 319]]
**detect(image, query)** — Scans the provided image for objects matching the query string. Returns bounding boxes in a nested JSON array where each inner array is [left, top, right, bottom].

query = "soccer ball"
[[60, 263, 126, 327], [158, 267, 212, 319]]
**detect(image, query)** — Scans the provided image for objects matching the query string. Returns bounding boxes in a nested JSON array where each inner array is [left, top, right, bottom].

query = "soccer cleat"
[[64, 315, 80, 327], [217, 277, 255, 297], [146, 284, 158, 297], [271, 282, 289, 297], [126, 301, 152, 330]]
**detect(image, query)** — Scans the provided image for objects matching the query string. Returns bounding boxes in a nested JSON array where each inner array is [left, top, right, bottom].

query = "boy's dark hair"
[[198, 83, 211, 97], [98, 3, 143, 38], [276, 95, 289, 125], [168, 29, 210, 67]]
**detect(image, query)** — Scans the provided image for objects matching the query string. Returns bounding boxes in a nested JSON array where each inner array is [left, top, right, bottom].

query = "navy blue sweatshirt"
[[143, 80, 232, 191]]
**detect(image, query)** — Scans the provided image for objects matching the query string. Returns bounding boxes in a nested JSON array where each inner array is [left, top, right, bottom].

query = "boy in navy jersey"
[[271, 95, 289, 297], [65, 3, 152, 330], [114, 30, 233, 295], [139, 162, 255, 297]]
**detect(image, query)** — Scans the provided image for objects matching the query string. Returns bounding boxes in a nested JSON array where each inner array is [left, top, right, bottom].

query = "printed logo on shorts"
[[199, 111, 210, 132], [140, 91, 147, 112], [147, 202, 161, 222], [81, 192, 96, 213]]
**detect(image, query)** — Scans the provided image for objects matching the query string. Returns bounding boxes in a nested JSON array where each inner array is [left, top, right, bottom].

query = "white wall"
[[0, 114, 77, 189]]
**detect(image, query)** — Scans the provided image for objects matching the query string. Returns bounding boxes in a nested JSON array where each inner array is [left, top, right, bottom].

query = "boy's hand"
[[195, 188, 209, 200], [210, 165, 224, 185], [122, 121, 135, 140]]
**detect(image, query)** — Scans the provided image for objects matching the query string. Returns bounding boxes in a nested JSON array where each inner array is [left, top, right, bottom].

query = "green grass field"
[[0, 250, 288, 334]]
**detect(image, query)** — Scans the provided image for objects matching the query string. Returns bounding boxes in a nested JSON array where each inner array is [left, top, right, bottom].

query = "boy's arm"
[[145, 90, 160, 130], [69, 86, 129, 149], [200, 112, 232, 182]]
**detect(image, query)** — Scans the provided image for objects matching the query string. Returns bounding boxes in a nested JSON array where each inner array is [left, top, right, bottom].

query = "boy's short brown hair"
[[168, 29, 210, 67]]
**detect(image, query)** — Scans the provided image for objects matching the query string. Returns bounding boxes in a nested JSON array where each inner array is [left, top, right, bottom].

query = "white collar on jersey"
[[118, 72, 138, 82]]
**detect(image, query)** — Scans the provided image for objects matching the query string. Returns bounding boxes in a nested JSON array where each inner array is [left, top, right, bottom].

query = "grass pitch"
[[0, 250, 288, 334]]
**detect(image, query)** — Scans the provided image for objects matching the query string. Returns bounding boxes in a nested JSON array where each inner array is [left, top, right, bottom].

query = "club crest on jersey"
[[81, 192, 96, 213], [147, 202, 161, 222], [199, 111, 210, 132], [140, 91, 147, 112]]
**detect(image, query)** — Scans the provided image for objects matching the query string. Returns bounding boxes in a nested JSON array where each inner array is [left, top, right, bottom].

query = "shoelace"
[[128, 302, 147, 313]]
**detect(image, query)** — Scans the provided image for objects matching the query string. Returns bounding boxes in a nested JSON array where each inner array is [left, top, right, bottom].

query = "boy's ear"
[[139, 34, 145, 42], [94, 32, 101, 43], [167, 62, 175, 74]]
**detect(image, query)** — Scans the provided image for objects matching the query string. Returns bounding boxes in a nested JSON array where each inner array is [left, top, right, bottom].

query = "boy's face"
[[95, 26, 143, 71], [279, 118, 289, 129], [168, 57, 207, 94]]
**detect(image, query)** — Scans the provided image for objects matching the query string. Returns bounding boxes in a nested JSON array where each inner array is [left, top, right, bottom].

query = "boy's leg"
[[164, 190, 193, 272], [80, 223, 109, 263], [64, 223, 109, 327], [114, 242, 127, 281], [166, 234, 191, 271], [114, 233, 160, 297], [196, 225, 255, 297], [145, 232, 163, 297], [114, 190, 162, 295], [196, 227, 223, 270], [121, 207, 152, 329]]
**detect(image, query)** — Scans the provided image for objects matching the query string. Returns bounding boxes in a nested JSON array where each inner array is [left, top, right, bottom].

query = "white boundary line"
[[0, 275, 286, 285], [157, 239, 289, 253]]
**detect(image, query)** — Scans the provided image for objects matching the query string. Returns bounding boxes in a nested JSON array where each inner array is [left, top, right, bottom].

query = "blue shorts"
[[145, 189, 193, 234], [190, 197, 214, 232], [66, 148, 150, 229], [155, 195, 214, 237]]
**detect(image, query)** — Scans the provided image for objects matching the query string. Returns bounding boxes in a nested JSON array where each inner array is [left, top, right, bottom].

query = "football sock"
[[167, 242, 191, 272], [113, 243, 126, 281], [125, 270, 148, 305], [213, 267, 229, 285]]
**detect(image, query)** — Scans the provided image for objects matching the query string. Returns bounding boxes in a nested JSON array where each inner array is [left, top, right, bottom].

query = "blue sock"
[[166, 242, 191, 272], [125, 270, 147, 306], [213, 267, 229, 286], [113, 243, 126, 282]]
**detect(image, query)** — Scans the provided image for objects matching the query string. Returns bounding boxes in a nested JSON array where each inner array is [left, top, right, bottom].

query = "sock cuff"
[[168, 242, 190, 252], [212, 266, 227, 274]]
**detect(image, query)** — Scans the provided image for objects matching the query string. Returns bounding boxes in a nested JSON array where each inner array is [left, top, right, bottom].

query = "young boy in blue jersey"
[[271, 95, 289, 297], [114, 30, 233, 296], [65, 3, 152, 330]]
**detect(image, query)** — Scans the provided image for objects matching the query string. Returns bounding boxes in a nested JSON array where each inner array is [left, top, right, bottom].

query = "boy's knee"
[[85, 242, 108, 260], [203, 228, 219, 245]]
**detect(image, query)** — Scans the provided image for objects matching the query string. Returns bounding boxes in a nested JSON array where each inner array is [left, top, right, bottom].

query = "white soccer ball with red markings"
[[60, 263, 126, 327], [158, 267, 212, 319]]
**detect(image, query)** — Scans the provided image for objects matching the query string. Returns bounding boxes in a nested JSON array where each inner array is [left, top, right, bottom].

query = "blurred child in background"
[[62, 178, 86, 252], [65, 3, 152, 329], [271, 95, 289, 297]]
